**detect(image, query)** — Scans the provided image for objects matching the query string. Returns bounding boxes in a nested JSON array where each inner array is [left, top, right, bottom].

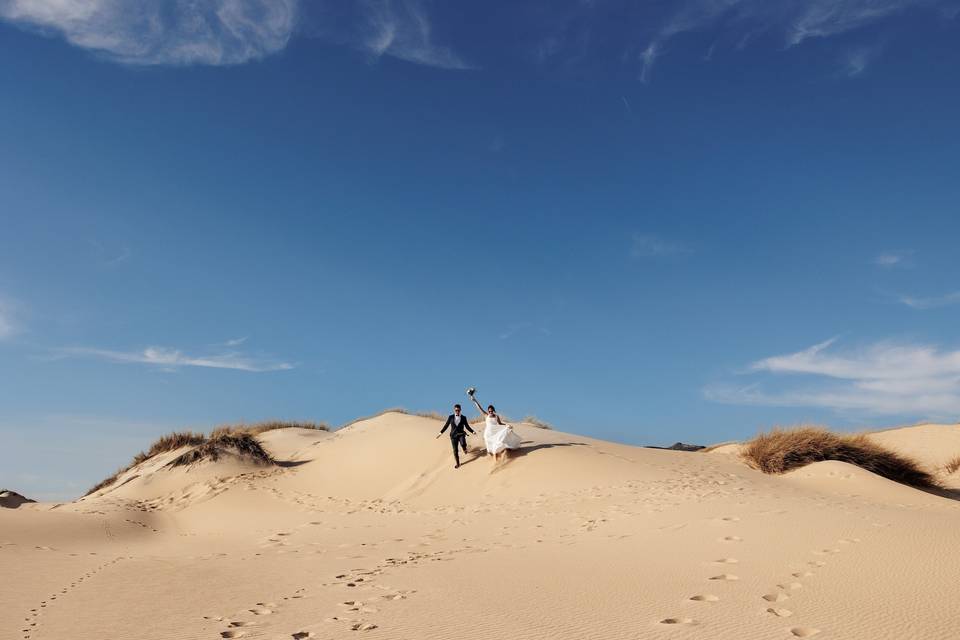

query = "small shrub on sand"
[[943, 455, 960, 475], [210, 421, 330, 439], [144, 431, 207, 457], [742, 426, 937, 489], [522, 415, 553, 430], [169, 431, 274, 467], [84, 423, 314, 497]]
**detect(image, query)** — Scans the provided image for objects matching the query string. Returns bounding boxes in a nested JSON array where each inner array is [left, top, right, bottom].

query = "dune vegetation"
[[741, 426, 938, 489], [944, 455, 960, 475], [84, 421, 325, 497], [521, 415, 554, 430]]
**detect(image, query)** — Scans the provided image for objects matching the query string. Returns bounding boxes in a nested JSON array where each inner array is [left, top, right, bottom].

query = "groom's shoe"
[[454, 463, 460, 469]]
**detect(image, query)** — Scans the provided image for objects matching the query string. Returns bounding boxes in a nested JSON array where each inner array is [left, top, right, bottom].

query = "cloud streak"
[[707, 338, 960, 416], [359, 0, 471, 70], [874, 249, 912, 267], [0, 0, 470, 70], [0, 0, 299, 66], [898, 291, 960, 310], [56, 345, 294, 372]]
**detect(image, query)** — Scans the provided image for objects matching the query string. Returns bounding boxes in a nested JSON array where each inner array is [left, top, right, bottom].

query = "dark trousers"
[[450, 434, 468, 465]]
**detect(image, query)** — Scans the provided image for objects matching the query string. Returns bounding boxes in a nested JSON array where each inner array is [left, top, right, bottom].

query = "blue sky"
[[2, 0, 959, 500]]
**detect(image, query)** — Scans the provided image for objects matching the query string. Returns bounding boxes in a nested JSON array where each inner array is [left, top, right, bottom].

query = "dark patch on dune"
[[0, 489, 36, 509], [646, 442, 706, 452]]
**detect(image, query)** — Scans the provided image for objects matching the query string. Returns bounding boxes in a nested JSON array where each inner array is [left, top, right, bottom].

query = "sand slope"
[[3, 413, 960, 640]]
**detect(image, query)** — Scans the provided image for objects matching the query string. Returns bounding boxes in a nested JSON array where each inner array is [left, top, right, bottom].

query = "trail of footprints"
[[21, 556, 125, 640], [213, 541, 449, 639], [659, 513, 863, 638]]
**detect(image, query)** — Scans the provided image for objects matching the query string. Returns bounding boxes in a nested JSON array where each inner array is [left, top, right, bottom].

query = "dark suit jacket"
[[439, 414, 475, 438]]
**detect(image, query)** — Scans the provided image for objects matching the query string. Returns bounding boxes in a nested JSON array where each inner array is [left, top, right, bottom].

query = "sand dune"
[[0, 490, 35, 509], [3, 413, 960, 639]]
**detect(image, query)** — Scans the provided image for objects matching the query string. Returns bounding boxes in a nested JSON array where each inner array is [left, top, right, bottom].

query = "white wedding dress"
[[484, 415, 522, 455]]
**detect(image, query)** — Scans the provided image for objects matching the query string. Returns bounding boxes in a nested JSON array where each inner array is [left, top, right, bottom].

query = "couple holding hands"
[[435, 388, 522, 468]]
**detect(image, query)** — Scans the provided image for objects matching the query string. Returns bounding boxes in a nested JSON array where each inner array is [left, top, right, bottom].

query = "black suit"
[[439, 414, 475, 466]]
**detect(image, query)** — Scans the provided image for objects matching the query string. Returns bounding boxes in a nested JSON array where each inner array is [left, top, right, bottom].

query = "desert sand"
[[2, 412, 960, 640]]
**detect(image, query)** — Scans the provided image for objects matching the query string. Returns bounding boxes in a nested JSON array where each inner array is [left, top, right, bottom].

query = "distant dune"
[[2, 413, 959, 639], [0, 490, 35, 509]]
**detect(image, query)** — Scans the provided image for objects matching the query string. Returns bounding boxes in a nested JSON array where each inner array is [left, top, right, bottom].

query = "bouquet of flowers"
[[466, 387, 476, 397]]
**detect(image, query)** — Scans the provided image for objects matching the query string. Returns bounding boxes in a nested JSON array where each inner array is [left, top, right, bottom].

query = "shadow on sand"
[[486, 441, 588, 473], [924, 486, 960, 502], [275, 459, 312, 468]]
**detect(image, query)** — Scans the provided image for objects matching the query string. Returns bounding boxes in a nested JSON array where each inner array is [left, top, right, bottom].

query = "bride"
[[469, 391, 522, 462]]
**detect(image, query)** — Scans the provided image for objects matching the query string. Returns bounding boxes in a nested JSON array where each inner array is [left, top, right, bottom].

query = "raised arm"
[[469, 396, 485, 415]]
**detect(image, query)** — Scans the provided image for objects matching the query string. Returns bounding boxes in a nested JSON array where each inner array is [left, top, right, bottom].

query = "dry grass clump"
[[210, 421, 330, 438], [522, 415, 553, 430], [84, 432, 207, 496], [84, 423, 315, 497], [169, 431, 274, 467], [943, 455, 960, 475], [84, 468, 133, 497], [144, 431, 207, 457], [742, 426, 938, 489]]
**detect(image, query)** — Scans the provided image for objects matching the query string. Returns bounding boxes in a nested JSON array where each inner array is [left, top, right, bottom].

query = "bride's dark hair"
[[487, 405, 495, 413]]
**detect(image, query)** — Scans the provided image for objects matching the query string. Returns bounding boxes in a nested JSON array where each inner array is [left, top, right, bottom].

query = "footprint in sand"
[[709, 574, 739, 581], [659, 618, 697, 625], [792, 571, 814, 578], [777, 582, 803, 591], [228, 621, 256, 627], [689, 594, 720, 602], [292, 633, 313, 639], [721, 536, 743, 542], [714, 558, 739, 564], [220, 632, 245, 639], [766, 607, 793, 617], [249, 606, 274, 615], [791, 628, 821, 637], [762, 592, 789, 602]]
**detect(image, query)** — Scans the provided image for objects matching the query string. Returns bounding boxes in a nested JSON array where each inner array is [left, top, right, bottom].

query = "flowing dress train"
[[484, 415, 522, 455]]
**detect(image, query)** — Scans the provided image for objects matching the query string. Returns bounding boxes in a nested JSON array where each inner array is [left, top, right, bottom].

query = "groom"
[[437, 404, 475, 469]]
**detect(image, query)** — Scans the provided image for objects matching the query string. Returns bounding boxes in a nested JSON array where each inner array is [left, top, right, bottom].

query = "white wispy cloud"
[[841, 44, 882, 77], [0, 0, 299, 66], [874, 249, 912, 267], [898, 291, 960, 310], [56, 345, 294, 372], [661, 0, 936, 49], [224, 336, 249, 346], [624, 0, 949, 81], [358, 0, 471, 70], [639, 42, 659, 83], [706, 338, 960, 416], [0, 0, 470, 70], [631, 233, 690, 258]]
